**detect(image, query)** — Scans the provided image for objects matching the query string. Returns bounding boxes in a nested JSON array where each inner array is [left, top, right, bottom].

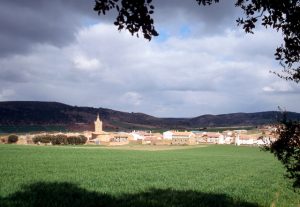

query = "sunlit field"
[[0, 144, 299, 207]]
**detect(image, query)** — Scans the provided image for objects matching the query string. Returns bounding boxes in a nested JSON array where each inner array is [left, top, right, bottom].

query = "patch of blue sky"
[[179, 25, 191, 38], [153, 29, 171, 43], [81, 17, 99, 27]]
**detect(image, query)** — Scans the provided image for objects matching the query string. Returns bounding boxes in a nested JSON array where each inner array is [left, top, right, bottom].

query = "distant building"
[[235, 134, 261, 146], [171, 131, 196, 145], [163, 131, 173, 140], [222, 131, 235, 144], [91, 114, 110, 143], [203, 132, 224, 144], [130, 130, 145, 141], [195, 133, 207, 144], [109, 132, 131, 145], [94, 114, 103, 133]]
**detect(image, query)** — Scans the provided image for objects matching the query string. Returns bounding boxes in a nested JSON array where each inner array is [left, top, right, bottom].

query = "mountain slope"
[[0, 101, 299, 131]]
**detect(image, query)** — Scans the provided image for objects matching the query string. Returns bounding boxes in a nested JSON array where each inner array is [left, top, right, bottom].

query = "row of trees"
[[32, 134, 87, 145]]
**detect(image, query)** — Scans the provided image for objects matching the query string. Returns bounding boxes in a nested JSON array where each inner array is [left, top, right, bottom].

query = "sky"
[[0, 0, 299, 117]]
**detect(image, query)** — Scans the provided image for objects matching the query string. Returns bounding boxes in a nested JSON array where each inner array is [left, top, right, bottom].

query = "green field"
[[0, 145, 299, 207]]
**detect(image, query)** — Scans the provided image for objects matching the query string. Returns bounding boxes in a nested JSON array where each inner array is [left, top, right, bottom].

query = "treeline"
[[32, 134, 87, 145]]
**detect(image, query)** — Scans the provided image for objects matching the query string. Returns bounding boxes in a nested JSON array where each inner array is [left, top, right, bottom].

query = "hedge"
[[32, 134, 87, 145]]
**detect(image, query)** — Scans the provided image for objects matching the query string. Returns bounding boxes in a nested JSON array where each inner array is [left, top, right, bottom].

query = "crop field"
[[0, 144, 299, 207]]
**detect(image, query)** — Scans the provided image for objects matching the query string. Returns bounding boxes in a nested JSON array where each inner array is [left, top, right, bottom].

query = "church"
[[91, 114, 110, 143], [91, 114, 131, 145]]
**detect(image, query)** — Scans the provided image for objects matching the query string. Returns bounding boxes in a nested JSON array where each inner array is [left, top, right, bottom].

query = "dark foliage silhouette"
[[0, 182, 259, 207], [264, 112, 300, 188], [94, 0, 300, 82], [7, 135, 18, 144]]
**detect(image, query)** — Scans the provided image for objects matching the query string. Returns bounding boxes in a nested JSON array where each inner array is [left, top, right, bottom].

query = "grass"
[[0, 144, 299, 207]]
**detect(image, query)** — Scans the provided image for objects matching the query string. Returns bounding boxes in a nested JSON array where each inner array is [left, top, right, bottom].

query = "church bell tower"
[[94, 114, 103, 133]]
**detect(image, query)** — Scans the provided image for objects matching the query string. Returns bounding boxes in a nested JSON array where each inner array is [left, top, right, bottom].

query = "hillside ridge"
[[0, 101, 299, 131]]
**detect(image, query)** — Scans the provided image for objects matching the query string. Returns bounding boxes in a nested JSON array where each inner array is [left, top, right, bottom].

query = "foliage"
[[67, 135, 87, 145], [94, 0, 158, 40], [32, 134, 87, 145], [50, 134, 68, 145], [234, 0, 300, 82], [32, 135, 51, 144], [7, 135, 18, 144], [264, 114, 300, 188], [94, 0, 300, 82], [0, 145, 299, 206]]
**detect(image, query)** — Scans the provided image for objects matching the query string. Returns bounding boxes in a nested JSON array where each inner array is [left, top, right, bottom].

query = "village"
[[8, 114, 278, 147]]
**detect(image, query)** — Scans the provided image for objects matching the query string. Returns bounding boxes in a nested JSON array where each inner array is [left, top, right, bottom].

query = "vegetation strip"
[[0, 145, 299, 207]]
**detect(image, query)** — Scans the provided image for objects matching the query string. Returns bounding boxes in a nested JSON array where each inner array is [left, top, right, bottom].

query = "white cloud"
[[263, 82, 296, 93], [73, 55, 101, 71], [263, 86, 275, 92], [0, 8, 299, 117], [121, 92, 143, 106]]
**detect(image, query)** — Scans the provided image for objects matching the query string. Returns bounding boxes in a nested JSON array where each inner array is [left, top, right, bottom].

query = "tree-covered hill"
[[0, 101, 299, 132]]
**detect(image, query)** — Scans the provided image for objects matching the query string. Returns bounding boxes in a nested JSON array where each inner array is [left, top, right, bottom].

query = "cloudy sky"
[[0, 0, 299, 117]]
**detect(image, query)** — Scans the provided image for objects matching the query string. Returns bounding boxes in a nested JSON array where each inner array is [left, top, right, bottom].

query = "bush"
[[32, 135, 51, 144], [52, 135, 68, 145], [1, 137, 7, 143], [32, 136, 41, 144], [66, 135, 87, 145], [32, 134, 87, 145], [7, 135, 18, 144], [78, 135, 87, 144]]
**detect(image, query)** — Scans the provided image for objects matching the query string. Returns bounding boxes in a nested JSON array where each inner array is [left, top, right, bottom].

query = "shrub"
[[7, 135, 18, 144], [67, 135, 87, 145], [52, 135, 68, 145], [67, 136, 77, 145], [32, 136, 41, 144], [78, 135, 87, 144], [1, 137, 8, 144], [40, 135, 51, 144], [32, 135, 52, 144], [32, 134, 87, 145]]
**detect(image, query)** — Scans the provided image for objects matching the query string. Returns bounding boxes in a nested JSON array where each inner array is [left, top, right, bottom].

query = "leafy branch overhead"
[[94, 0, 300, 83], [94, 0, 158, 40]]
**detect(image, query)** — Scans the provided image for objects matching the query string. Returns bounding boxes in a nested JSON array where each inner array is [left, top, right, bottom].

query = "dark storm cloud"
[[0, 1, 299, 117], [0, 0, 241, 58], [154, 0, 237, 21], [0, 0, 98, 57], [152, 0, 240, 35]]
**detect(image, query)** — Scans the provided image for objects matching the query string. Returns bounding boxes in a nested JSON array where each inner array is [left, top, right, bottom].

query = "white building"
[[130, 130, 145, 140], [235, 134, 259, 145], [204, 132, 224, 144], [163, 131, 173, 140]]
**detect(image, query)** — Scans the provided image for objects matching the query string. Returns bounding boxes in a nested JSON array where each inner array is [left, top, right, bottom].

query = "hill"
[[0, 101, 299, 132]]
